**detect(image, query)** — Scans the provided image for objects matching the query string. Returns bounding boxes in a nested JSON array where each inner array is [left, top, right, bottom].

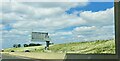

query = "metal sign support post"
[[45, 41, 50, 50]]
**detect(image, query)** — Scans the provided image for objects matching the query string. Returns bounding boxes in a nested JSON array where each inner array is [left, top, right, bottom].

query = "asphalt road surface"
[[1, 53, 118, 61], [1, 53, 33, 61], [1, 53, 64, 61]]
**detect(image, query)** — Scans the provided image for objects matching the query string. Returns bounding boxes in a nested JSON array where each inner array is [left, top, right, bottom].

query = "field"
[[4, 39, 115, 54]]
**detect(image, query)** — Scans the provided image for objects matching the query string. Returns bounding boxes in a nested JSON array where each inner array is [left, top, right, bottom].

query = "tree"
[[13, 44, 16, 48], [13, 44, 18, 48], [36, 44, 42, 46], [24, 44, 29, 47], [18, 44, 21, 47], [29, 43, 42, 46], [29, 43, 35, 46]]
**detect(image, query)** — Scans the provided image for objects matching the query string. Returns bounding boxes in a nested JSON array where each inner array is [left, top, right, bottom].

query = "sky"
[[0, 1, 115, 49]]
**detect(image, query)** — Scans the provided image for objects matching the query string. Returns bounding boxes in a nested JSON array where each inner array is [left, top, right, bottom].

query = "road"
[[2, 53, 31, 59], [1, 53, 64, 61], [1, 53, 40, 61]]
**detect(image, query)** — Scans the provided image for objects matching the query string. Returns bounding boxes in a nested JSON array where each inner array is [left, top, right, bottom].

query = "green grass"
[[49, 40, 115, 54], [4, 46, 44, 52], [4, 39, 115, 54]]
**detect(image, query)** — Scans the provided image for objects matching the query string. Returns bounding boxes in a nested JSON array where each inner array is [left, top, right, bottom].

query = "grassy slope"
[[4, 40, 115, 54], [49, 40, 115, 54]]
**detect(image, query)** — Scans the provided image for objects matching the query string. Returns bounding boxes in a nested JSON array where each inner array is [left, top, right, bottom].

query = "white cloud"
[[0, 24, 3, 29], [49, 31, 72, 37], [1, 2, 115, 48], [2, 2, 87, 31], [2, 29, 29, 38], [22, 2, 88, 8], [0, 12, 2, 18], [80, 7, 114, 26], [2, 4, 114, 34], [2, 0, 96, 2], [34, 7, 64, 17], [77, 35, 84, 38], [74, 26, 96, 32], [2, 2, 88, 18], [12, 13, 86, 31], [9, 0, 89, 3]]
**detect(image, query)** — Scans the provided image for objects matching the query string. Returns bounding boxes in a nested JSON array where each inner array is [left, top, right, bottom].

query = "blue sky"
[[1, 2, 115, 49], [66, 2, 114, 14]]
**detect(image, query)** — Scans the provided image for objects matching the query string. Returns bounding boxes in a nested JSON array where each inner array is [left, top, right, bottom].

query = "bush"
[[36, 44, 42, 46], [18, 44, 21, 47], [25, 50, 30, 52], [13, 44, 21, 48], [29, 43, 42, 46], [24, 44, 29, 47], [11, 50, 15, 52]]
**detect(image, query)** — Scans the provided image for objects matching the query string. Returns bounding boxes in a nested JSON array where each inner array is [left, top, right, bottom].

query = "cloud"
[[2, 2, 87, 31], [2, 2, 88, 18], [0, 24, 4, 29], [2, 29, 29, 38], [49, 31, 72, 37], [80, 7, 114, 26], [73, 26, 96, 32], [72, 25, 115, 41], [22, 2, 88, 8], [7, 0, 89, 2], [2, 0, 114, 2], [1, 2, 115, 48], [12, 14, 86, 31]]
